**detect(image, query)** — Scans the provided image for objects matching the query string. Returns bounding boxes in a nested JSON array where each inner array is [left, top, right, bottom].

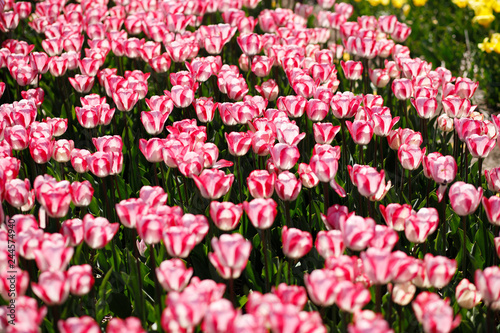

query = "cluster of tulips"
[[1, 0, 500, 332]]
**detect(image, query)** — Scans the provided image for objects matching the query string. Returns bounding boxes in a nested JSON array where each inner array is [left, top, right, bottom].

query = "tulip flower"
[[449, 181, 483, 216], [275, 171, 302, 202], [335, 281, 371, 313], [58, 316, 100, 333], [405, 207, 439, 243], [82, 214, 119, 249], [210, 201, 243, 231], [281, 226, 312, 259], [269, 143, 300, 171], [466, 134, 496, 159], [482, 196, 500, 226], [209, 234, 252, 279], [32, 271, 70, 305], [341, 60, 363, 80], [455, 278, 481, 309], [247, 170, 276, 198], [68, 264, 94, 296], [156, 259, 193, 292], [343, 214, 375, 251], [192, 169, 234, 200], [348, 164, 391, 201], [243, 198, 278, 230], [315, 230, 345, 259], [379, 203, 412, 231], [61, 219, 84, 247], [485, 167, 500, 192], [424, 254, 457, 289], [107, 317, 145, 333], [304, 269, 339, 307]]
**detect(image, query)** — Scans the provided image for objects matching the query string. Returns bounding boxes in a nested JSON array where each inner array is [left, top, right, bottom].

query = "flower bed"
[[0, 0, 499, 332]]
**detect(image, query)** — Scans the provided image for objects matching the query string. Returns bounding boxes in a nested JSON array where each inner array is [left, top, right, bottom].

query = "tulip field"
[[2, 0, 500, 331]]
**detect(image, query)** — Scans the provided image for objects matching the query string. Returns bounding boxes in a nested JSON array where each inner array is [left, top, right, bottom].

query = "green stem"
[[462, 215, 467, 277]]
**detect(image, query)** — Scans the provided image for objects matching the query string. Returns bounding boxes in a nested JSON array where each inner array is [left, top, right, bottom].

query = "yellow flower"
[[473, 11, 496, 26], [413, 0, 428, 6], [403, 3, 411, 14], [452, 0, 469, 8], [392, 0, 407, 8], [343, 53, 350, 61], [381, 0, 390, 4], [368, 0, 382, 6]]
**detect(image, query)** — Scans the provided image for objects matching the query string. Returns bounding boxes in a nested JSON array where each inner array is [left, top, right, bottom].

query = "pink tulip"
[[269, 143, 300, 171], [361, 247, 393, 285], [391, 282, 416, 306], [277, 95, 307, 118], [87, 151, 112, 178], [156, 259, 193, 292], [60, 218, 83, 247], [466, 134, 496, 159], [192, 169, 234, 200], [68, 264, 94, 296], [202, 299, 239, 333], [225, 132, 252, 156], [449, 181, 482, 216], [281, 226, 312, 259], [313, 122, 340, 145], [237, 33, 263, 56], [379, 203, 412, 231], [398, 144, 426, 170], [58, 316, 100, 333], [348, 164, 391, 201], [193, 97, 218, 123], [321, 204, 350, 230], [247, 169, 276, 198], [349, 310, 393, 332], [485, 167, 500, 192], [107, 317, 145, 333], [210, 201, 243, 231], [275, 171, 302, 202], [4, 178, 30, 208], [141, 111, 169, 135], [32, 271, 70, 305], [412, 292, 461, 333], [83, 214, 119, 249], [70, 181, 94, 207], [304, 269, 339, 307], [346, 120, 374, 145], [335, 280, 371, 313], [341, 60, 363, 80], [255, 79, 279, 101], [369, 224, 399, 250], [455, 278, 481, 309], [475, 266, 500, 306], [405, 207, 439, 243], [298, 163, 320, 189], [162, 226, 197, 258], [0, 270, 29, 300], [424, 254, 457, 289], [391, 22, 411, 42], [392, 78, 413, 100], [343, 214, 375, 251], [243, 198, 278, 230], [209, 233, 252, 279], [315, 230, 345, 259], [483, 195, 500, 226]]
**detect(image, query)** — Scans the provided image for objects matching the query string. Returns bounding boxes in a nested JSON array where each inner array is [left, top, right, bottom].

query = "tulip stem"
[[101, 177, 112, 220], [478, 158, 483, 188], [340, 119, 348, 183], [237, 156, 244, 203], [153, 163, 160, 187], [408, 170, 412, 205], [229, 272, 236, 307], [462, 215, 467, 276], [323, 182, 329, 215], [51, 306, 60, 331], [174, 169, 185, 211], [285, 200, 291, 228], [150, 244, 162, 328], [375, 284, 382, 313], [262, 229, 270, 292], [287, 258, 293, 285]]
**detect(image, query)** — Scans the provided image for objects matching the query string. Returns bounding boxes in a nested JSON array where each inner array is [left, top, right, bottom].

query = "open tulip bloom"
[[1, 2, 500, 332]]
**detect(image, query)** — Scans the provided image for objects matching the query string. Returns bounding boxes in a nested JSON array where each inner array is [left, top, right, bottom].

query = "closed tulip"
[[449, 181, 482, 216], [32, 271, 70, 305], [483, 195, 500, 226], [243, 198, 278, 230], [210, 201, 243, 231], [281, 226, 312, 259], [83, 214, 119, 249], [156, 259, 193, 292], [209, 234, 252, 279]]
